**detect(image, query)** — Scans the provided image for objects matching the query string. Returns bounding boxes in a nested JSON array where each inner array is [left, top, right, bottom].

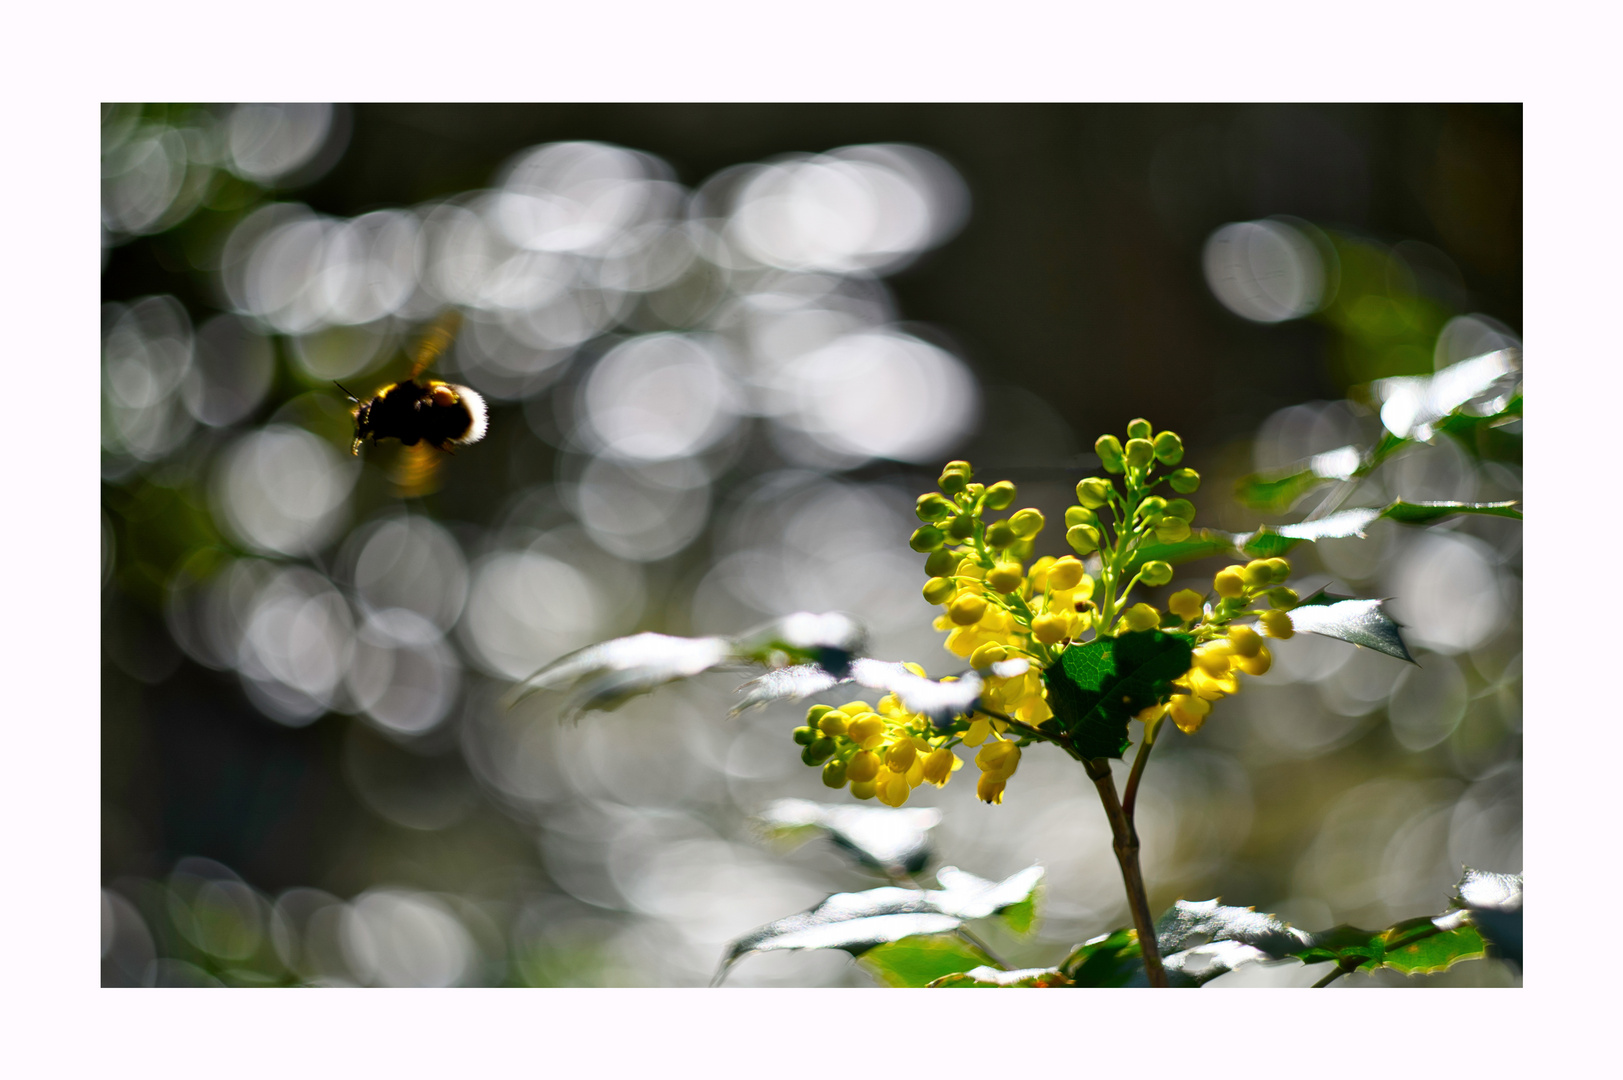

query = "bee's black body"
[[352, 378, 483, 453]]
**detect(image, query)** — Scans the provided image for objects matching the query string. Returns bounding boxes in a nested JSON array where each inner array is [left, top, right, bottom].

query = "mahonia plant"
[[788, 418, 1302, 810]]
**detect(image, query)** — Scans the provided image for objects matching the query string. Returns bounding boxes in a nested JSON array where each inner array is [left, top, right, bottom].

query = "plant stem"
[[1082, 756, 1168, 987], [1311, 956, 1362, 988], [956, 926, 1013, 971], [1121, 720, 1158, 820]]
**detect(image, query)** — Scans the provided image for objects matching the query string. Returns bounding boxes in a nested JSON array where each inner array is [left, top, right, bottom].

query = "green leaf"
[[1042, 631, 1195, 759], [1125, 531, 1241, 574], [1287, 589, 1415, 662], [929, 965, 1075, 987], [753, 799, 942, 877], [713, 864, 1044, 985], [860, 934, 992, 987], [1234, 468, 1333, 515], [1379, 499, 1521, 525], [1060, 929, 1142, 987], [1153, 898, 1489, 985]]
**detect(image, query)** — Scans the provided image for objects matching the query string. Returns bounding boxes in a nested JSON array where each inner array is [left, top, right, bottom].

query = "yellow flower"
[[977, 774, 1007, 804], [1259, 610, 1295, 639]]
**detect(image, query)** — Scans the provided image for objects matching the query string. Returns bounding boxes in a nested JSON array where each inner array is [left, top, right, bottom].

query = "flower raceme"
[[797, 422, 1298, 806]]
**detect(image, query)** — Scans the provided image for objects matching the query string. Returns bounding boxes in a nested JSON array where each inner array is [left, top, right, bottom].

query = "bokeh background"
[[101, 103, 1521, 988]]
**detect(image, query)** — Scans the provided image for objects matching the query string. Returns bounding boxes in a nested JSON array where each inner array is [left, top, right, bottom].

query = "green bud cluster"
[[912, 458, 1045, 578]]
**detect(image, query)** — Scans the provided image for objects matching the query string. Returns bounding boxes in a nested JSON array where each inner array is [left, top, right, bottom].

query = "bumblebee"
[[340, 311, 487, 496]]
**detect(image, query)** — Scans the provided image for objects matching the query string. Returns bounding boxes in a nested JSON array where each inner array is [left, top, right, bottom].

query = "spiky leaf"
[[714, 865, 1044, 985], [1060, 929, 1142, 987], [754, 799, 941, 877], [1287, 589, 1415, 662], [1042, 631, 1195, 759]]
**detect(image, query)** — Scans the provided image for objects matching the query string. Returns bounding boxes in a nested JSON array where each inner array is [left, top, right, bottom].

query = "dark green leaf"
[[1125, 531, 1242, 574], [754, 799, 941, 877], [714, 865, 1044, 985], [1060, 929, 1143, 987], [860, 934, 991, 987], [1379, 499, 1521, 525], [1287, 589, 1415, 662], [1234, 468, 1332, 515], [1043, 631, 1195, 759], [929, 965, 1075, 987]]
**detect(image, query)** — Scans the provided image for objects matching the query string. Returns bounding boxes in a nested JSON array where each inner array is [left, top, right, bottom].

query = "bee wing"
[[391, 442, 444, 498], [409, 310, 464, 379]]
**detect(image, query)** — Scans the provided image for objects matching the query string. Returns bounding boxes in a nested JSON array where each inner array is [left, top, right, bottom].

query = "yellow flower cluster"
[[793, 688, 964, 808], [1155, 558, 1297, 733]]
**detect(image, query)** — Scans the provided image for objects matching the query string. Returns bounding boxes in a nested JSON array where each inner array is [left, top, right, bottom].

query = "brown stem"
[[1083, 757, 1168, 987], [1121, 723, 1158, 820]]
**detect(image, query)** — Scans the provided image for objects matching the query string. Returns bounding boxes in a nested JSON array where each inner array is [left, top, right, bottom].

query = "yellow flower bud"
[[1193, 641, 1234, 676], [884, 739, 918, 773], [1154, 519, 1191, 544], [975, 739, 1021, 780], [821, 759, 848, 788], [1076, 477, 1113, 508], [1213, 566, 1246, 598], [848, 715, 885, 749], [1095, 435, 1125, 474], [1267, 586, 1299, 609], [1031, 612, 1068, 644], [909, 525, 945, 552], [916, 492, 953, 522], [977, 774, 1007, 804], [1118, 603, 1160, 633], [970, 642, 1007, 668], [1169, 693, 1211, 733], [1066, 523, 1100, 555], [877, 770, 911, 807], [840, 700, 873, 715], [948, 514, 977, 540], [984, 480, 1017, 511], [817, 711, 849, 737], [1236, 645, 1272, 676], [921, 747, 956, 786], [1260, 609, 1295, 639], [1125, 438, 1154, 469], [985, 520, 1016, 548], [846, 750, 881, 782], [850, 779, 878, 800], [1264, 557, 1291, 582], [1047, 556, 1085, 592], [987, 563, 1024, 594], [923, 576, 956, 605], [1168, 468, 1200, 494], [1008, 508, 1046, 538], [948, 594, 988, 625], [1168, 589, 1204, 620], [1140, 560, 1173, 587], [1242, 559, 1274, 587], [1152, 431, 1184, 465], [1126, 418, 1153, 441], [805, 704, 833, 724], [1226, 624, 1263, 658], [924, 548, 957, 577], [938, 461, 972, 493]]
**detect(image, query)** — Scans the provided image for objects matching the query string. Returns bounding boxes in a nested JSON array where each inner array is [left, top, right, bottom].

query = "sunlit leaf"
[[508, 632, 736, 716], [1286, 589, 1415, 662], [1373, 347, 1521, 440], [1043, 631, 1194, 759], [1154, 898, 1488, 985], [861, 935, 991, 987], [754, 798, 942, 877], [929, 965, 1075, 987], [510, 611, 870, 718], [1455, 866, 1522, 967], [1380, 499, 1521, 525], [733, 657, 992, 723], [1235, 444, 1364, 514], [714, 865, 1044, 986]]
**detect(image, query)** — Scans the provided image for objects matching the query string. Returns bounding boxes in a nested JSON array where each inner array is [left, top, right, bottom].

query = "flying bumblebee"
[[339, 311, 487, 497]]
